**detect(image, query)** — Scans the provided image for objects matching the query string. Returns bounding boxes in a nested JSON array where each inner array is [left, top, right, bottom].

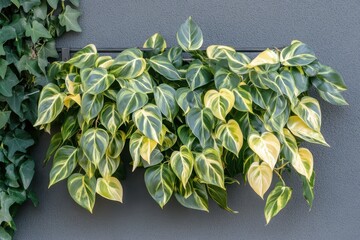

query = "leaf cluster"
[[36, 17, 347, 224], [0, 0, 81, 238]]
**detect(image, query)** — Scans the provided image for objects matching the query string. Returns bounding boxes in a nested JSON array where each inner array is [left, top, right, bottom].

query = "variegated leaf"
[[81, 93, 104, 123], [100, 103, 122, 134], [292, 96, 321, 131], [109, 48, 146, 79], [144, 163, 175, 208], [143, 33, 167, 54], [206, 45, 235, 60], [170, 145, 194, 187], [61, 115, 78, 142], [176, 17, 203, 52], [292, 148, 314, 181], [275, 70, 298, 103], [117, 72, 154, 94], [263, 95, 290, 132], [142, 148, 164, 168], [44, 132, 62, 164], [317, 89, 348, 106], [65, 73, 81, 95], [264, 183, 292, 224], [233, 85, 253, 112], [116, 88, 148, 121], [290, 67, 309, 94], [227, 51, 251, 75], [281, 128, 298, 162], [67, 44, 98, 68], [154, 84, 179, 121], [248, 132, 280, 169], [186, 59, 212, 90], [149, 55, 182, 80], [129, 131, 143, 171], [216, 119, 243, 156], [302, 171, 315, 208], [98, 155, 120, 178], [207, 184, 236, 213], [280, 40, 317, 66], [194, 148, 225, 189], [247, 49, 279, 68], [175, 87, 202, 113], [34, 83, 65, 126], [80, 128, 109, 166], [175, 181, 209, 212], [159, 127, 177, 151], [247, 161, 273, 199], [204, 88, 235, 121], [49, 146, 78, 187], [67, 173, 96, 213], [133, 104, 162, 143], [214, 68, 242, 90], [95, 56, 114, 69], [177, 125, 196, 148], [96, 177, 123, 202], [185, 107, 214, 147], [140, 136, 157, 164], [311, 65, 347, 93], [287, 116, 328, 146], [165, 46, 183, 68], [106, 131, 126, 159], [82, 67, 115, 94], [78, 149, 96, 178]]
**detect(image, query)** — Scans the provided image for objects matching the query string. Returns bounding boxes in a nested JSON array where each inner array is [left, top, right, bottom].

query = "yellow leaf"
[[292, 148, 313, 180], [248, 132, 280, 169], [204, 88, 235, 121], [140, 136, 157, 163], [247, 49, 279, 68], [247, 162, 273, 199]]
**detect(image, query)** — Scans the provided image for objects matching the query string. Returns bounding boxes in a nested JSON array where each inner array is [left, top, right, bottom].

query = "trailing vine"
[[36, 17, 347, 224], [0, 0, 80, 239]]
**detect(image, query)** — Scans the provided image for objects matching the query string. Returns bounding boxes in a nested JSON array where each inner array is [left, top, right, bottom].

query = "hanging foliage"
[[36, 17, 347, 224]]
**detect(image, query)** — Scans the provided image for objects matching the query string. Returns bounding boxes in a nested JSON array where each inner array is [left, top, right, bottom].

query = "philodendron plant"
[[35, 17, 347, 223]]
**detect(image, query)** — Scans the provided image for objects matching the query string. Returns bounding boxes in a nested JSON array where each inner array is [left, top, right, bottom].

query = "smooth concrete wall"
[[15, 1, 360, 239]]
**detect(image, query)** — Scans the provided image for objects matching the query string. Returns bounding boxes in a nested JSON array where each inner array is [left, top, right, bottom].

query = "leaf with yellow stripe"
[[206, 45, 235, 60], [232, 85, 253, 112], [80, 128, 110, 167], [49, 146, 78, 187], [133, 104, 163, 143], [67, 44, 98, 68], [82, 67, 115, 94], [186, 59, 213, 90], [185, 107, 214, 147], [216, 119, 243, 156], [204, 88, 235, 121], [170, 145, 194, 187], [34, 83, 65, 126], [292, 148, 313, 181], [227, 51, 251, 75], [96, 177, 123, 202], [81, 93, 104, 123], [280, 40, 317, 66], [247, 49, 279, 68], [292, 96, 321, 131], [264, 183, 292, 224], [248, 132, 280, 170], [143, 33, 167, 54], [287, 116, 329, 146], [214, 68, 242, 90], [98, 155, 120, 178], [154, 84, 179, 121], [247, 161, 273, 199], [106, 131, 125, 158], [149, 55, 182, 80], [144, 163, 175, 208], [116, 88, 148, 121], [109, 48, 146, 79], [176, 17, 203, 52], [100, 103, 122, 134], [140, 136, 157, 164], [67, 173, 96, 213], [194, 148, 225, 189]]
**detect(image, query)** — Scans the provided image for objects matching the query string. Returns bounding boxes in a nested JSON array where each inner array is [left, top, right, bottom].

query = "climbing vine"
[[0, 0, 80, 239]]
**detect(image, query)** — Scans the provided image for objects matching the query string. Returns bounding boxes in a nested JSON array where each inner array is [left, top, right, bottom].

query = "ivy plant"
[[0, 0, 81, 239], [36, 17, 347, 223]]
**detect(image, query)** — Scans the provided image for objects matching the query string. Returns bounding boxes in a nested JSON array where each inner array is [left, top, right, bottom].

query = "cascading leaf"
[[264, 183, 292, 224], [133, 104, 163, 143], [80, 128, 109, 166], [204, 88, 235, 121], [176, 16, 203, 52], [280, 40, 317, 66], [247, 161, 273, 199], [216, 119, 243, 156], [186, 107, 214, 147], [109, 48, 146, 79], [170, 145, 194, 187], [67, 173, 96, 213]]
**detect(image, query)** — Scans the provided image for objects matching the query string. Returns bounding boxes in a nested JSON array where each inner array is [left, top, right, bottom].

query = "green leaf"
[[78, 150, 96, 178], [232, 85, 253, 112], [248, 49, 279, 68], [81, 93, 104, 123], [61, 115, 79, 142], [177, 125, 196, 148], [0, 69, 19, 97], [216, 119, 243, 156], [44, 132, 62, 164], [0, 227, 11, 240], [154, 84, 179, 121], [207, 184, 236, 213], [59, 5, 82, 32], [117, 72, 154, 94], [143, 33, 167, 54], [185, 107, 214, 147], [227, 51, 251, 75], [0, 111, 11, 129], [47, 0, 59, 9], [109, 48, 146, 79], [116, 88, 148, 121], [280, 40, 317, 66], [49, 146, 78, 187], [175, 87, 202, 113], [206, 45, 235, 60], [132, 104, 162, 143], [80, 128, 109, 166], [0, 192, 15, 224], [19, 160, 35, 189], [25, 20, 52, 43], [264, 183, 292, 224], [302, 171, 315, 209], [204, 88, 235, 121], [186, 59, 212, 90], [96, 177, 123, 202], [106, 131, 125, 159], [149, 55, 182, 80], [194, 148, 225, 189], [98, 155, 120, 178], [82, 68, 115, 94], [0, 59, 8, 78], [144, 163, 175, 208], [100, 103, 122, 134], [170, 145, 194, 187], [0, 26, 16, 43], [165, 46, 183, 68], [175, 181, 208, 212], [67, 173, 96, 213], [176, 16, 203, 52], [317, 89, 348, 106], [311, 65, 347, 93], [292, 96, 321, 131], [214, 68, 242, 90], [34, 83, 65, 126], [4, 129, 34, 157], [129, 131, 144, 171], [67, 44, 98, 68], [263, 95, 290, 132]]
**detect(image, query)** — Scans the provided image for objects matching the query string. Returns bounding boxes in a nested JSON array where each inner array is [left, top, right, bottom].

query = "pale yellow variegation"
[[204, 89, 235, 121], [248, 132, 280, 169], [292, 148, 313, 180], [247, 162, 273, 199], [247, 49, 279, 68]]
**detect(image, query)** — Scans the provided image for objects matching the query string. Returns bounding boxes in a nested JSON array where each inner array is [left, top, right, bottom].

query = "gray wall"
[[15, 0, 360, 239]]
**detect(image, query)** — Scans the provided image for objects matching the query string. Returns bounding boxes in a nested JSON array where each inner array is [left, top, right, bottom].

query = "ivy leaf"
[[3, 129, 35, 157], [0, 59, 8, 78], [47, 0, 59, 9], [59, 5, 82, 32], [19, 0, 41, 12], [26, 20, 52, 43], [0, 26, 16, 43], [19, 160, 35, 189], [0, 111, 11, 129], [0, 69, 19, 97], [0, 192, 16, 224]]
